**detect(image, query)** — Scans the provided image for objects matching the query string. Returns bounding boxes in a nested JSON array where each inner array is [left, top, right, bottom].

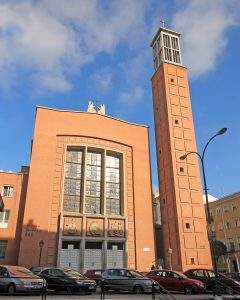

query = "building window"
[[223, 205, 230, 212], [63, 149, 83, 212], [185, 223, 190, 229], [163, 34, 181, 64], [232, 204, 237, 211], [106, 154, 121, 215], [85, 151, 102, 214], [152, 31, 182, 70], [63, 148, 123, 216], [216, 207, 222, 214], [0, 210, 10, 229], [2, 186, 13, 197], [230, 242, 235, 252], [0, 241, 7, 259], [226, 222, 231, 229]]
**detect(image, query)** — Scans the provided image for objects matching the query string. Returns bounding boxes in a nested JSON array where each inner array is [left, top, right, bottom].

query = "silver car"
[[0, 265, 45, 295], [101, 268, 160, 294]]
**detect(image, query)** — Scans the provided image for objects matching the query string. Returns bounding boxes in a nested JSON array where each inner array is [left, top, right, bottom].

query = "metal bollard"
[[41, 280, 47, 300], [152, 281, 155, 300], [100, 282, 105, 300]]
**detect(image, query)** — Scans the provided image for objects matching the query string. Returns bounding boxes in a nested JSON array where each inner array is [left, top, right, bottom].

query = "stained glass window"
[[106, 155, 121, 215], [85, 151, 102, 214], [63, 149, 83, 212]]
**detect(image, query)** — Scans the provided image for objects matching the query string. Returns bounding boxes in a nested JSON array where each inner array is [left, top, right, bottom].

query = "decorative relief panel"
[[63, 217, 82, 235], [86, 218, 104, 237], [108, 219, 125, 237]]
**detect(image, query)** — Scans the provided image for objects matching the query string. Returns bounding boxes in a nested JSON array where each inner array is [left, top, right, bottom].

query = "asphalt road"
[[0, 293, 238, 300]]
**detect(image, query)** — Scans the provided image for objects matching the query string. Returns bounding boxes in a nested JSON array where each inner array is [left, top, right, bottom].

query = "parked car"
[[0, 265, 45, 295], [146, 269, 206, 294], [84, 269, 105, 285], [37, 267, 96, 294], [225, 272, 240, 283], [101, 268, 160, 294], [29, 266, 46, 275], [184, 269, 240, 294]]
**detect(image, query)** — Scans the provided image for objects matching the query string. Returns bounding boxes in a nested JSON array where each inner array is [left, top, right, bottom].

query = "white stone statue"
[[97, 104, 106, 115], [87, 101, 96, 113]]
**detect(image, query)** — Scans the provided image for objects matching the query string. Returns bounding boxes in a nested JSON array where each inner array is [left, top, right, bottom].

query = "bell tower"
[[151, 27, 212, 271]]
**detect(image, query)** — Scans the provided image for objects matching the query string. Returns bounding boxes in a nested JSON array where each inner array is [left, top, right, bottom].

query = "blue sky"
[[0, 0, 239, 198]]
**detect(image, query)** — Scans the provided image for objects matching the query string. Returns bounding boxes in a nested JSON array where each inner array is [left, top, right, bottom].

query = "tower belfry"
[[151, 27, 182, 69], [151, 27, 212, 271]]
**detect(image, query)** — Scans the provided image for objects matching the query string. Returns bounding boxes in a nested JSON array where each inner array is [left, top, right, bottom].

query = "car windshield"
[[130, 270, 144, 278], [64, 269, 85, 279], [219, 273, 231, 280], [8, 267, 34, 277], [174, 271, 187, 279]]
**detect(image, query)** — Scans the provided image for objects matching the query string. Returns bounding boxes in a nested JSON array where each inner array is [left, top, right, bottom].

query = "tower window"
[[174, 119, 179, 125], [171, 36, 179, 50], [185, 223, 190, 229], [170, 78, 174, 83], [190, 258, 195, 264], [180, 167, 184, 172], [152, 30, 182, 68]]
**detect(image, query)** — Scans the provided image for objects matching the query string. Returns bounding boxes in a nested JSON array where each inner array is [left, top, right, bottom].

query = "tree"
[[212, 240, 227, 262]]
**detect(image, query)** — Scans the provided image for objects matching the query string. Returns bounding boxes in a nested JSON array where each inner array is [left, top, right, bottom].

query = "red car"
[[84, 269, 104, 285], [146, 269, 206, 294], [184, 269, 240, 294]]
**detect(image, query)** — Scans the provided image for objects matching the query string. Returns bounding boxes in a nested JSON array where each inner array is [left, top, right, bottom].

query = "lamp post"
[[180, 127, 227, 273], [38, 240, 44, 266]]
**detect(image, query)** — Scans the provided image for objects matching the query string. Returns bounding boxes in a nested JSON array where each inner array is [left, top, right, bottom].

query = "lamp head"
[[217, 128, 227, 135], [39, 240, 44, 248], [179, 154, 187, 160]]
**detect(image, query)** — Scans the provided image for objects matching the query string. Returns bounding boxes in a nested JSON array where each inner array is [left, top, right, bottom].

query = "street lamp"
[[180, 127, 227, 273], [38, 240, 44, 266]]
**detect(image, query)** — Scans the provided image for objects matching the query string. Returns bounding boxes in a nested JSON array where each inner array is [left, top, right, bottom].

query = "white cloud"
[[36, 73, 72, 93], [92, 68, 113, 92], [0, 0, 150, 92], [118, 86, 144, 106], [172, 0, 239, 77], [116, 50, 150, 106]]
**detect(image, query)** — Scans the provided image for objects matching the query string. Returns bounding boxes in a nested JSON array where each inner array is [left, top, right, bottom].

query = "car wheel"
[[184, 285, 193, 295], [7, 284, 16, 296], [133, 285, 143, 294]]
